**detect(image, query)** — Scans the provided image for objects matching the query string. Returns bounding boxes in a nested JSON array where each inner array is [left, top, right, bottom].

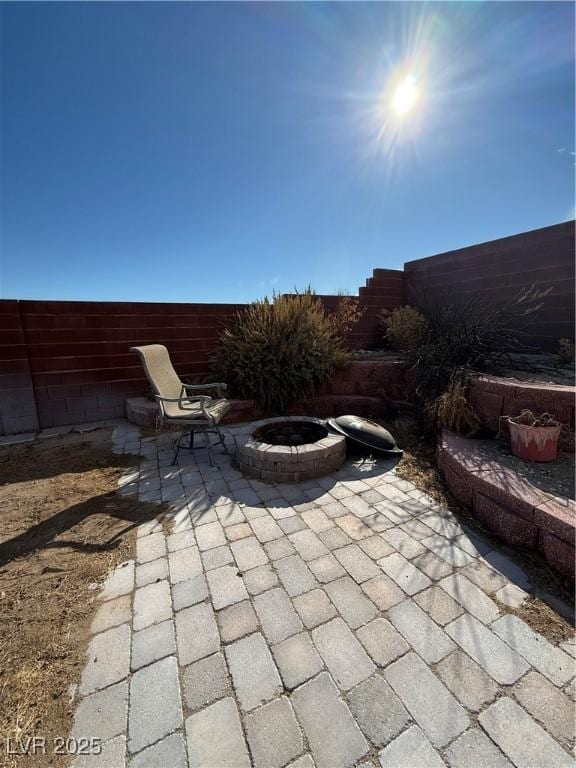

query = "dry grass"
[[0, 430, 160, 767]]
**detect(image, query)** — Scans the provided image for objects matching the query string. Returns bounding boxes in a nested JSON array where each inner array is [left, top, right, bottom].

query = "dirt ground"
[[0, 430, 161, 768]]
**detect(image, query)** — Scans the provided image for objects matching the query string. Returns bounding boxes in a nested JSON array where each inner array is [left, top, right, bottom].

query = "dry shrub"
[[328, 295, 364, 344], [429, 380, 479, 434], [508, 410, 561, 427], [211, 291, 348, 413], [379, 306, 428, 351], [557, 338, 575, 365], [407, 285, 551, 400]]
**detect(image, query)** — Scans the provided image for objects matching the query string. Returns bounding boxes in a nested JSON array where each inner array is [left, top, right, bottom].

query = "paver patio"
[[73, 422, 575, 768]]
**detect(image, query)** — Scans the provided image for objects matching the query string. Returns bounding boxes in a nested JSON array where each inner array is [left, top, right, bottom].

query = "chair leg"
[[215, 425, 229, 453], [204, 430, 215, 467]]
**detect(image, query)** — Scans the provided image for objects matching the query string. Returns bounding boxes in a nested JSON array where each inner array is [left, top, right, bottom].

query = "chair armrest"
[[155, 394, 211, 404], [182, 382, 228, 398]]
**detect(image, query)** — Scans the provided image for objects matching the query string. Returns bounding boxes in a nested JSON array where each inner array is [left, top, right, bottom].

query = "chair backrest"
[[130, 344, 183, 400]]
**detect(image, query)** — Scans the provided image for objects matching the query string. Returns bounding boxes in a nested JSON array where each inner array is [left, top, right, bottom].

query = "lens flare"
[[391, 75, 419, 115]]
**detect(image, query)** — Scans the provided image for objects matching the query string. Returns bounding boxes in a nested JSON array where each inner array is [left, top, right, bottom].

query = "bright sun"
[[391, 75, 419, 116]]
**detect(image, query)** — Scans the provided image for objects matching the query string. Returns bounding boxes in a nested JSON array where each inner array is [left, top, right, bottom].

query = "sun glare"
[[391, 75, 419, 116]]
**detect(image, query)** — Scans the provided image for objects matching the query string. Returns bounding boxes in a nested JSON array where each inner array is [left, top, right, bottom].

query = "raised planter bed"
[[438, 429, 575, 579], [468, 374, 575, 452]]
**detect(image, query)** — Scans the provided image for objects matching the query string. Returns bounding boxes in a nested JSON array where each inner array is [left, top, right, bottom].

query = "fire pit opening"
[[236, 416, 346, 483], [253, 420, 328, 447]]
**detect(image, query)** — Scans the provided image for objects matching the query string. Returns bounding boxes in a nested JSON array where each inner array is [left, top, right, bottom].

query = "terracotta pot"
[[508, 420, 561, 462]]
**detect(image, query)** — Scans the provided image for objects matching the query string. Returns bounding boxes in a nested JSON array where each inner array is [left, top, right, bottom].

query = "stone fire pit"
[[236, 416, 346, 483]]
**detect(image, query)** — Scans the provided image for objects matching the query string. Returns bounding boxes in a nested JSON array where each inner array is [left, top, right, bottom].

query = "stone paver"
[[99, 560, 134, 601], [445, 728, 512, 768], [445, 614, 530, 685], [410, 550, 453, 581], [308, 553, 347, 583], [243, 563, 279, 595], [378, 725, 446, 768], [128, 656, 182, 754], [346, 674, 410, 747], [72, 424, 576, 768], [245, 697, 304, 768], [491, 614, 574, 686], [356, 617, 409, 667], [292, 672, 369, 768], [385, 652, 469, 748], [202, 544, 234, 570], [133, 580, 172, 631], [388, 600, 455, 663], [333, 543, 382, 583], [312, 618, 375, 691], [324, 576, 378, 629], [217, 599, 258, 643], [382, 528, 426, 559], [129, 733, 188, 768], [185, 697, 251, 768], [231, 536, 268, 571], [71, 681, 128, 743], [136, 533, 166, 564], [172, 573, 208, 610], [435, 650, 499, 712], [254, 587, 303, 644], [131, 620, 176, 671], [250, 516, 284, 543], [289, 529, 329, 560], [91, 594, 132, 634], [361, 573, 404, 611], [182, 651, 231, 711], [421, 534, 474, 567], [413, 585, 463, 625], [358, 535, 394, 560], [225, 632, 282, 711], [319, 526, 353, 549], [438, 573, 500, 624], [272, 632, 323, 690], [207, 564, 249, 609], [175, 602, 220, 665], [168, 547, 203, 583], [79, 623, 131, 695], [378, 553, 432, 595], [460, 559, 508, 593], [275, 555, 317, 596], [293, 588, 336, 628], [513, 670, 575, 745], [479, 697, 573, 768]]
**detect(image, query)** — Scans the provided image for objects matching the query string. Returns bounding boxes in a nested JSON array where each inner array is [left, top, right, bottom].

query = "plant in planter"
[[506, 410, 562, 462]]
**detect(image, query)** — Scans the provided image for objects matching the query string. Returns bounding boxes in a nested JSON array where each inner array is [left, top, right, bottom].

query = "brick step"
[[359, 296, 401, 308], [359, 286, 403, 299], [438, 430, 575, 580], [372, 268, 404, 279], [365, 276, 404, 289]]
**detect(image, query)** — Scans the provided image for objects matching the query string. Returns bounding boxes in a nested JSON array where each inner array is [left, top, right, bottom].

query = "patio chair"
[[130, 344, 231, 465]]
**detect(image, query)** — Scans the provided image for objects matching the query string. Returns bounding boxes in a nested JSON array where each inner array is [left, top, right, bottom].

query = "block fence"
[[0, 221, 573, 434]]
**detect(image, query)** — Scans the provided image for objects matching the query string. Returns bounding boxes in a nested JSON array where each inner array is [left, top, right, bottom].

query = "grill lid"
[[327, 415, 403, 456]]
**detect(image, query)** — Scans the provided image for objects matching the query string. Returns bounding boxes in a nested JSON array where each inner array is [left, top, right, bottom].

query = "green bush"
[[211, 291, 348, 413], [379, 306, 428, 350]]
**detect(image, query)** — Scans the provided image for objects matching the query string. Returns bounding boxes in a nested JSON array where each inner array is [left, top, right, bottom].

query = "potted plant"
[[507, 410, 562, 462]]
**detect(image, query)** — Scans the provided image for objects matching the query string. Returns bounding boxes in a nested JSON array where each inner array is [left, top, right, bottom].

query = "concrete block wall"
[[9, 300, 246, 431], [0, 221, 573, 434], [403, 221, 575, 352], [0, 301, 39, 435]]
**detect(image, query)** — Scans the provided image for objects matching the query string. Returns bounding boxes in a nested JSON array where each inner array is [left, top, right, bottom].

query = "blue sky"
[[1, 2, 574, 303]]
